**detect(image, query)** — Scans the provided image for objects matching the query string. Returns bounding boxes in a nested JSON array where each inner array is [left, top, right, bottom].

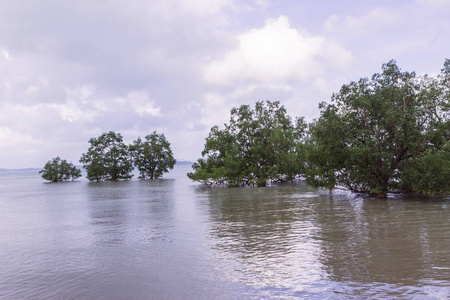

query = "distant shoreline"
[[0, 161, 193, 172]]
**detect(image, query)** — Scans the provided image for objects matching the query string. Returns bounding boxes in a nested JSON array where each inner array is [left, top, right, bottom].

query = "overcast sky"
[[1, 0, 449, 168]]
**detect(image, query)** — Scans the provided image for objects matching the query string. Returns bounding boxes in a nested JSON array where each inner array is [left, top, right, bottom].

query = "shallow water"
[[1, 165, 450, 299]]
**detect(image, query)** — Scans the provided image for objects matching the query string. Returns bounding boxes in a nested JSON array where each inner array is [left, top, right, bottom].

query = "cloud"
[[416, 0, 450, 8], [204, 15, 352, 85], [323, 8, 399, 35], [115, 91, 162, 117], [0, 1, 447, 168], [199, 15, 353, 128], [0, 0, 236, 166], [2, 49, 11, 60], [51, 100, 95, 122], [0, 127, 41, 154], [321, 3, 449, 77], [200, 93, 230, 128], [179, 0, 235, 15]]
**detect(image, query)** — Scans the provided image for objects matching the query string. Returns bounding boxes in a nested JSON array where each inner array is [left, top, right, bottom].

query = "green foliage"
[[399, 143, 450, 194], [305, 103, 347, 190], [307, 60, 450, 195], [79, 131, 134, 181], [39, 157, 81, 182], [188, 101, 306, 187], [130, 131, 176, 179]]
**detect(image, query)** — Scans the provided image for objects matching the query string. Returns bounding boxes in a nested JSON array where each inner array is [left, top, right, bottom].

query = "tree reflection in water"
[[196, 183, 450, 297], [197, 182, 329, 294]]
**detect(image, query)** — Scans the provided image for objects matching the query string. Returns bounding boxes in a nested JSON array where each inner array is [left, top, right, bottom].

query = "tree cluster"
[[189, 59, 450, 196], [129, 133, 177, 179], [188, 101, 307, 187], [40, 131, 176, 182], [39, 157, 81, 182]]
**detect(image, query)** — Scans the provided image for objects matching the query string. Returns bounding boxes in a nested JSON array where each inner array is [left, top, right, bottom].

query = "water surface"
[[1, 166, 449, 299]]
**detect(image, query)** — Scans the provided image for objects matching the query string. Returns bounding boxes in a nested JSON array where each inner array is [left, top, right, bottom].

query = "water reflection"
[[312, 193, 450, 290], [2, 167, 450, 299], [197, 183, 450, 298], [196, 182, 329, 295], [85, 179, 176, 244]]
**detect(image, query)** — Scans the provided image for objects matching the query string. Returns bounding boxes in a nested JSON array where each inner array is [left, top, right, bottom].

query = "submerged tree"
[[306, 59, 450, 195], [79, 131, 134, 181], [39, 157, 81, 182], [130, 131, 176, 179], [188, 101, 306, 187]]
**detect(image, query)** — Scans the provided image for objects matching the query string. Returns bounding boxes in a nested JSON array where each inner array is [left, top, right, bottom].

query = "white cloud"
[[417, 0, 450, 7], [323, 8, 399, 35], [201, 93, 230, 128], [25, 85, 39, 95], [323, 15, 339, 32], [179, 0, 235, 15], [2, 49, 11, 60], [254, 0, 269, 9], [0, 1, 447, 168], [51, 100, 97, 122], [0, 127, 27, 147], [116, 91, 162, 117], [204, 15, 353, 85], [229, 84, 292, 99], [65, 85, 95, 102], [200, 15, 353, 125]]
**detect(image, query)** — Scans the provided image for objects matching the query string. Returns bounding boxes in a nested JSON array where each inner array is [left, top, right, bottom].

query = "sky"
[[1, 0, 449, 168]]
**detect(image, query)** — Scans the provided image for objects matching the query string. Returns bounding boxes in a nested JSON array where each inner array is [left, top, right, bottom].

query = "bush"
[[39, 157, 81, 182]]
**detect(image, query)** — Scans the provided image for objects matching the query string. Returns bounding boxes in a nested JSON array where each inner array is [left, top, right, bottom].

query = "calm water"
[[1, 165, 450, 299]]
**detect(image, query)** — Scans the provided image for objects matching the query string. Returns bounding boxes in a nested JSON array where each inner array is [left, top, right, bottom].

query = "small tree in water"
[[79, 131, 134, 181], [130, 131, 176, 179], [39, 157, 81, 182], [188, 101, 306, 187]]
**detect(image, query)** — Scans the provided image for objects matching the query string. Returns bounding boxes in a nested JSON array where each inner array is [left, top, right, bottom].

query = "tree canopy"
[[39, 157, 81, 182], [188, 101, 306, 187], [130, 131, 176, 179], [188, 60, 450, 196], [79, 131, 134, 181], [306, 59, 450, 195]]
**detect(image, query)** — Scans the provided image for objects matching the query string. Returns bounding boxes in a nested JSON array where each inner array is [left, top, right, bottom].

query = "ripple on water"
[[1, 168, 450, 299]]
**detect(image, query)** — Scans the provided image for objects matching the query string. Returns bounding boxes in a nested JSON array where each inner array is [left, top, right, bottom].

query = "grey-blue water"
[[1, 165, 450, 299]]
